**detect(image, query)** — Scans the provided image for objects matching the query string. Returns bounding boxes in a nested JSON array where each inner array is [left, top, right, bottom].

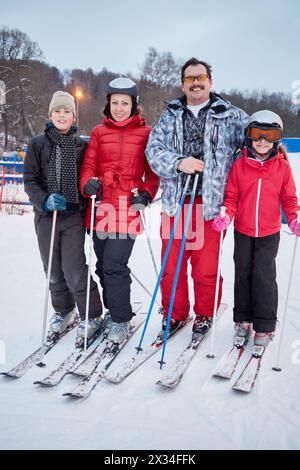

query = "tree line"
[[0, 26, 299, 150]]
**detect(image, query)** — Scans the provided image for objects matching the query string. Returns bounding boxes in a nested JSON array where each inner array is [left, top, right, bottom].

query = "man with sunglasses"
[[146, 57, 249, 339]]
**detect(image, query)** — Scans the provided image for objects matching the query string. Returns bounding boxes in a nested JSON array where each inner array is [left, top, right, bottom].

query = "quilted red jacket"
[[80, 114, 159, 234], [224, 149, 299, 237]]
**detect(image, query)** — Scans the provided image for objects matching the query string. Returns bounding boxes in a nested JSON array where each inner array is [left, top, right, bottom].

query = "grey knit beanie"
[[49, 91, 76, 117]]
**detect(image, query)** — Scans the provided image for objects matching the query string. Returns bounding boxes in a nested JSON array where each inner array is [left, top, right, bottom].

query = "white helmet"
[[248, 110, 283, 130]]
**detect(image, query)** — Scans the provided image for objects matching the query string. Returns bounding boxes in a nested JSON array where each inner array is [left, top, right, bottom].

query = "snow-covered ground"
[[0, 155, 300, 450]]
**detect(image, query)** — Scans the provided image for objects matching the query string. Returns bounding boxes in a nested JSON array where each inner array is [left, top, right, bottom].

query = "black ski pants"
[[93, 232, 136, 323], [233, 230, 280, 333], [34, 212, 102, 320]]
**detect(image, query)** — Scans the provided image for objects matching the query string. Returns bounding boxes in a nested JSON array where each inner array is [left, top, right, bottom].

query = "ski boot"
[[77, 316, 103, 340], [234, 321, 253, 348], [103, 311, 113, 330], [107, 321, 130, 343], [49, 308, 79, 335], [254, 331, 275, 348], [158, 317, 183, 340], [192, 315, 213, 339]]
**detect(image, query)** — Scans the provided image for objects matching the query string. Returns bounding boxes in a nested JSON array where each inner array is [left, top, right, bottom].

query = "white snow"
[[0, 155, 300, 450]]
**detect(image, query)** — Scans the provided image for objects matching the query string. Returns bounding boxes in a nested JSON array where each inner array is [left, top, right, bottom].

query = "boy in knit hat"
[[24, 91, 103, 340]]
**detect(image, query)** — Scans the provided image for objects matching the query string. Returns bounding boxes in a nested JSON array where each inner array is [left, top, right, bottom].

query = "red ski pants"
[[160, 197, 224, 321]]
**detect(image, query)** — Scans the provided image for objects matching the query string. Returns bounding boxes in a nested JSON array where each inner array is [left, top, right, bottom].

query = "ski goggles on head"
[[246, 125, 282, 143], [182, 74, 209, 83]]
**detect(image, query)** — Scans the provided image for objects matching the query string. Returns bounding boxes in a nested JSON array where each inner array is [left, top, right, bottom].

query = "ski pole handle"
[[91, 176, 103, 204]]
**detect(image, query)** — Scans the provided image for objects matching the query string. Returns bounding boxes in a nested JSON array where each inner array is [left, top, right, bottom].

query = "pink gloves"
[[289, 219, 300, 237], [212, 213, 231, 232]]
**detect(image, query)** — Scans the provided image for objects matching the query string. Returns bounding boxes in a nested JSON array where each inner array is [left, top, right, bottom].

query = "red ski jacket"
[[80, 114, 159, 234], [224, 149, 299, 238]]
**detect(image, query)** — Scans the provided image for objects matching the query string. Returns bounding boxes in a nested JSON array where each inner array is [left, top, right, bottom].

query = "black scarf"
[[182, 101, 211, 195], [45, 123, 79, 211]]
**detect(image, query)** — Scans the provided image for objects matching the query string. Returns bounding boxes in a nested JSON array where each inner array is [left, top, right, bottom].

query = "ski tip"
[[232, 385, 251, 393], [69, 371, 88, 378], [156, 380, 177, 389], [0, 372, 18, 378], [212, 372, 231, 380], [105, 376, 121, 384], [63, 392, 84, 399], [33, 381, 53, 387]]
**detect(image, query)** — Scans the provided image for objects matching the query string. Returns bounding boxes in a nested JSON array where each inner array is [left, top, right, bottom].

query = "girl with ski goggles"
[[246, 125, 283, 143]]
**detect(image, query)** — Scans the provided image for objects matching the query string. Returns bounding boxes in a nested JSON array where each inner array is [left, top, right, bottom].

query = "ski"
[[232, 344, 269, 393], [105, 316, 193, 384], [157, 303, 227, 389], [0, 315, 80, 378], [33, 324, 107, 387], [33, 302, 143, 387], [68, 329, 111, 378], [63, 315, 146, 399], [213, 335, 250, 380], [70, 302, 144, 377]]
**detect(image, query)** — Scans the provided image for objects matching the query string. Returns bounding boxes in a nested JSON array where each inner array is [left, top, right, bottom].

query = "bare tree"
[[0, 26, 43, 144], [138, 48, 181, 124], [139, 47, 180, 88]]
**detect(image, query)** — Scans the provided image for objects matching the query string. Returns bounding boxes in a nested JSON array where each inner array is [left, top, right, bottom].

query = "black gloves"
[[131, 190, 152, 210], [83, 178, 101, 196]]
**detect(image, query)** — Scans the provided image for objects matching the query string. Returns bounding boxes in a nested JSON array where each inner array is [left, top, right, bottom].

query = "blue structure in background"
[[282, 138, 300, 153], [0, 154, 24, 183]]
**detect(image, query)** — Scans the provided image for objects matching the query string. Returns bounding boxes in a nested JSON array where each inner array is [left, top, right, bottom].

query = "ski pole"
[[131, 270, 161, 308], [131, 187, 159, 280], [136, 175, 192, 354], [83, 194, 97, 353], [37, 210, 58, 367], [207, 206, 226, 359], [273, 210, 300, 372], [159, 173, 199, 368]]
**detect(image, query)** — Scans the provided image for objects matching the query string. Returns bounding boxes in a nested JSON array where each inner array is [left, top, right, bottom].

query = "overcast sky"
[[1, 0, 299, 93]]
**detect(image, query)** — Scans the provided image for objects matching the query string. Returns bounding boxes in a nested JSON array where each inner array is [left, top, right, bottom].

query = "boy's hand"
[[84, 178, 101, 196], [44, 193, 67, 212]]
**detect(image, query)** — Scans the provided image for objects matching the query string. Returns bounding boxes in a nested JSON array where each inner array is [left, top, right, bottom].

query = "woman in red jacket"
[[213, 110, 300, 347], [80, 78, 159, 343]]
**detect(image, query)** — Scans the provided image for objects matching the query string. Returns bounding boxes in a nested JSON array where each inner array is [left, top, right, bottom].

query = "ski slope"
[[0, 155, 299, 450]]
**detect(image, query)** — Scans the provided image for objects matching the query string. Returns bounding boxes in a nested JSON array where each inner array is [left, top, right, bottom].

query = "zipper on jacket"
[[210, 124, 219, 167], [173, 126, 178, 150], [255, 178, 262, 237], [111, 129, 124, 204]]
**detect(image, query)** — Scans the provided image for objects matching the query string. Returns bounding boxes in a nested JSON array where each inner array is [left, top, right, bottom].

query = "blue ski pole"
[[135, 175, 192, 353], [158, 173, 199, 368]]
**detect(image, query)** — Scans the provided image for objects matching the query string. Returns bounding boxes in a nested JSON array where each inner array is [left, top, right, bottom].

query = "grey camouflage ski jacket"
[[146, 94, 249, 219]]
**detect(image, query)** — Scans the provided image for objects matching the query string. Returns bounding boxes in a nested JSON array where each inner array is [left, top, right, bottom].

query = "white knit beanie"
[[49, 91, 76, 117]]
